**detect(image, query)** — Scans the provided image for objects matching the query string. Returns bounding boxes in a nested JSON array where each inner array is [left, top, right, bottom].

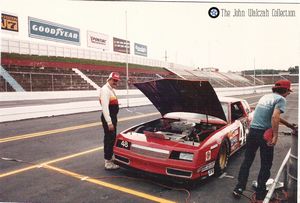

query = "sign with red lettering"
[[87, 31, 109, 51]]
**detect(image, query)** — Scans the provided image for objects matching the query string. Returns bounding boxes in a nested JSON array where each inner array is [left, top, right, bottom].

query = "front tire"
[[214, 139, 229, 175]]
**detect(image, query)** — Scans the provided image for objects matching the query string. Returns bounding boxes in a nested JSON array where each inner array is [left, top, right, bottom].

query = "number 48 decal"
[[121, 140, 129, 148]]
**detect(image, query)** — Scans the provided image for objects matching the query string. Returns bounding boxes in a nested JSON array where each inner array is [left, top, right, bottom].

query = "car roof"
[[218, 96, 243, 103]]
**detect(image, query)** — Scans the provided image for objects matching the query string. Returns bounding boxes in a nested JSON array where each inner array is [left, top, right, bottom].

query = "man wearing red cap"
[[99, 72, 120, 170], [233, 80, 296, 202]]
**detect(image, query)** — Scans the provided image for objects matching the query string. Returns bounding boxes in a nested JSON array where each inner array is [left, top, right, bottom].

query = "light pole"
[[125, 10, 129, 107], [253, 57, 256, 93]]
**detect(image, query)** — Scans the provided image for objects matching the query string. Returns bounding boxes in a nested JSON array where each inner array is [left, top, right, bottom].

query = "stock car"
[[114, 79, 253, 180]]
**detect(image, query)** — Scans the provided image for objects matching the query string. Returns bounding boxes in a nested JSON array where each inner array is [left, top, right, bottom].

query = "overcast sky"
[[1, 0, 300, 72]]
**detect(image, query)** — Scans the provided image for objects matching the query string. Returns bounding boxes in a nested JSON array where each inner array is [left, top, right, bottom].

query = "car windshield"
[[221, 102, 229, 121], [164, 102, 228, 122]]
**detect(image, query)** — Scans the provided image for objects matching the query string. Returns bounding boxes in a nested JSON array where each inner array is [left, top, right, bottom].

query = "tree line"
[[241, 66, 299, 75]]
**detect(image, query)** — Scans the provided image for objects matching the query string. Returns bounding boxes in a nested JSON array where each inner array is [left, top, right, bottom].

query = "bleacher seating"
[[0, 53, 298, 92], [189, 70, 233, 87], [217, 72, 253, 87], [79, 69, 165, 89], [1, 65, 95, 91]]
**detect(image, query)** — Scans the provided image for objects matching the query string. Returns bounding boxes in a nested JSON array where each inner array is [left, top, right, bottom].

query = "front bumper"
[[114, 148, 208, 180]]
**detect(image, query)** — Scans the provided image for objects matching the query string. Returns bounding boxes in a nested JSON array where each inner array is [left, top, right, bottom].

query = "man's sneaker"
[[105, 160, 120, 170], [233, 187, 243, 198]]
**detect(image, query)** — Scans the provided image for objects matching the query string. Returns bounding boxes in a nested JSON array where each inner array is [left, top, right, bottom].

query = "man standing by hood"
[[99, 72, 120, 170]]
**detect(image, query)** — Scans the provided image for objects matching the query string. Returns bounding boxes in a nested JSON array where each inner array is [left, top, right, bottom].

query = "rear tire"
[[214, 139, 229, 175]]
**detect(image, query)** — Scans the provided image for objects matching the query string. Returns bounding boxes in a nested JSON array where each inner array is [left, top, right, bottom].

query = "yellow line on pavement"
[[0, 147, 102, 178], [0, 112, 159, 143], [0, 122, 100, 143], [44, 165, 176, 203], [0, 165, 37, 178], [0, 145, 175, 202]]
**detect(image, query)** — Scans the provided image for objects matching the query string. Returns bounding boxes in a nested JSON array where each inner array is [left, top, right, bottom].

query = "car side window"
[[231, 102, 244, 121]]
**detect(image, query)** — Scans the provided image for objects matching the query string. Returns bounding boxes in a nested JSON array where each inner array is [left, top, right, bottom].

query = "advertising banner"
[[113, 37, 130, 54], [87, 31, 109, 51], [1, 13, 18, 32], [28, 17, 80, 45], [134, 43, 147, 57]]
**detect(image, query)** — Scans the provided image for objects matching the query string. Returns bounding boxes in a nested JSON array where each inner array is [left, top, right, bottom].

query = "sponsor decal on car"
[[230, 135, 239, 151], [205, 150, 211, 161], [199, 161, 215, 173], [208, 169, 214, 176]]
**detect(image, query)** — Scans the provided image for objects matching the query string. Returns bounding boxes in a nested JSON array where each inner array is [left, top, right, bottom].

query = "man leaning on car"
[[233, 80, 296, 202]]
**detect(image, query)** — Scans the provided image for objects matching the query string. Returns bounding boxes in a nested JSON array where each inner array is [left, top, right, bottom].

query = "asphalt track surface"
[[0, 88, 298, 203]]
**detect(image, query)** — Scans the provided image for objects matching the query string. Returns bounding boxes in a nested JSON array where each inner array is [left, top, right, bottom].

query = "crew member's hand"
[[108, 124, 115, 131], [291, 123, 298, 130], [268, 136, 278, 147]]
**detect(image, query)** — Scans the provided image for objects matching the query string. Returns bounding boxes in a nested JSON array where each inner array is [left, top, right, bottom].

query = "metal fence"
[[1, 38, 192, 70]]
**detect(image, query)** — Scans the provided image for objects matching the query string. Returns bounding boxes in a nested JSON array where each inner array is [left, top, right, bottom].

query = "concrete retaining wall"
[[0, 84, 283, 123]]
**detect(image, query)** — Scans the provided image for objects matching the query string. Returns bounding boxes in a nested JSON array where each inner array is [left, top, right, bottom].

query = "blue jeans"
[[236, 128, 274, 200]]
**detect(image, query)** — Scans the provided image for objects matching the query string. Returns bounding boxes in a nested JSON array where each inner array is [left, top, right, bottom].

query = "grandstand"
[[0, 38, 298, 92], [1, 65, 95, 91]]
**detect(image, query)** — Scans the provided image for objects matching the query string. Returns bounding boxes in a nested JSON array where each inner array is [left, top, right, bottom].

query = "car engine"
[[132, 119, 217, 144]]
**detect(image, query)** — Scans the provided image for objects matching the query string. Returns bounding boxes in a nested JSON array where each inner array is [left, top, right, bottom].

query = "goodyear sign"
[[1, 13, 18, 32], [134, 43, 147, 57], [28, 17, 80, 45]]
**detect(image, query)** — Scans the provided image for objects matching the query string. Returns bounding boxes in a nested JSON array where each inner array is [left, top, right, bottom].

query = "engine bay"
[[129, 118, 224, 144]]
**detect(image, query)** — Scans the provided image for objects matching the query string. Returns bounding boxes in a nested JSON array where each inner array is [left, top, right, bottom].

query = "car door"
[[230, 101, 248, 147]]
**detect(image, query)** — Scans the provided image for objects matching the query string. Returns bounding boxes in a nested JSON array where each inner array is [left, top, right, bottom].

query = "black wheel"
[[214, 139, 229, 175]]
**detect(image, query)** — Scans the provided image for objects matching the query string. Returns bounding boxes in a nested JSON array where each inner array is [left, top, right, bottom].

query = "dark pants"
[[101, 114, 117, 160], [236, 128, 274, 200]]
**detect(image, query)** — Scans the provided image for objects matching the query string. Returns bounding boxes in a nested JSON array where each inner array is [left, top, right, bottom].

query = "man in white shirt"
[[99, 72, 120, 170]]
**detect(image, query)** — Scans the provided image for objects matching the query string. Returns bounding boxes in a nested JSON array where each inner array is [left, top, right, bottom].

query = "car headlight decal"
[[179, 152, 194, 161], [170, 151, 194, 162]]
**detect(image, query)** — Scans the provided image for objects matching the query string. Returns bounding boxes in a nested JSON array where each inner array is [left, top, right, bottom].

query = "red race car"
[[114, 79, 253, 180]]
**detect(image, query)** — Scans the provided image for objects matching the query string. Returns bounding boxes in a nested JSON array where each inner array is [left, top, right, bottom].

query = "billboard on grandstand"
[[134, 43, 147, 57], [1, 13, 18, 32], [113, 37, 130, 54], [28, 17, 80, 45], [87, 31, 109, 51]]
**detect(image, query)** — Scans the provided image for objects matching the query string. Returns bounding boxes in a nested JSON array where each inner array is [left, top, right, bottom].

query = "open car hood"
[[134, 79, 227, 121]]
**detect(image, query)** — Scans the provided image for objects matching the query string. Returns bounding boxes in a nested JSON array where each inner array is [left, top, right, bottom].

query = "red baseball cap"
[[272, 80, 292, 92], [108, 72, 120, 81]]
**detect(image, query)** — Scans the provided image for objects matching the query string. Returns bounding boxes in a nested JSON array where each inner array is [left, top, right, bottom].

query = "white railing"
[[263, 149, 291, 203], [1, 37, 191, 70]]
